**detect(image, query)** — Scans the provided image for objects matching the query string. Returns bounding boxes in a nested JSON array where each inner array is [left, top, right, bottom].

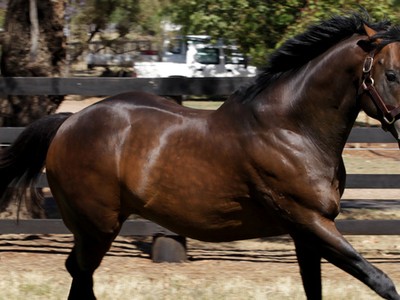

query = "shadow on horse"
[[2, 12, 400, 299]]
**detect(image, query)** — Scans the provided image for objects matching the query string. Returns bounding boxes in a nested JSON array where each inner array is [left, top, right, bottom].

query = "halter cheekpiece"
[[360, 51, 400, 126]]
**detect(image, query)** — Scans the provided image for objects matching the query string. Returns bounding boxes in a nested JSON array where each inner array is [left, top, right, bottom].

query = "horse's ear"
[[358, 24, 379, 52], [364, 24, 377, 38]]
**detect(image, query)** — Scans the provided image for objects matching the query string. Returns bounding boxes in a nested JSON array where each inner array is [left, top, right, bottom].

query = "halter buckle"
[[362, 76, 374, 89], [363, 56, 374, 73], [384, 114, 396, 125]]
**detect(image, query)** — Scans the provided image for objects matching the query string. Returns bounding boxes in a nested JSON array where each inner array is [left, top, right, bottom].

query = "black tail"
[[0, 113, 72, 214]]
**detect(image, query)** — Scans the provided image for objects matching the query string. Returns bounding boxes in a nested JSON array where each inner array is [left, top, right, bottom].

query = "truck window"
[[167, 39, 182, 54], [194, 48, 219, 64]]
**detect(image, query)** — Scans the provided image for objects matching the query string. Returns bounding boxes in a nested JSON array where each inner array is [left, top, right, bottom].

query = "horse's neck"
[[260, 38, 365, 157]]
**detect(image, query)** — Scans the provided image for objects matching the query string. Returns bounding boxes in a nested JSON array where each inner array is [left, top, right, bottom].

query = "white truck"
[[133, 35, 257, 78]]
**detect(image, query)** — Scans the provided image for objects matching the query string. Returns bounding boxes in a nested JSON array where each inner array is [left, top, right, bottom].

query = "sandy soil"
[[1, 234, 400, 299]]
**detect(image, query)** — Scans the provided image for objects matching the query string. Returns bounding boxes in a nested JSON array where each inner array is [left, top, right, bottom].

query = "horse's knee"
[[66, 247, 96, 279], [66, 249, 80, 277], [65, 227, 120, 299]]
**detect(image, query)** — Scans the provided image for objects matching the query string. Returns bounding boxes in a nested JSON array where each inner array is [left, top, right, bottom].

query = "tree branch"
[[29, 0, 40, 62]]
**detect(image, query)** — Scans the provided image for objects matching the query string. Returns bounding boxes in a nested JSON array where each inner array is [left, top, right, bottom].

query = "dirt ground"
[[1, 98, 400, 299], [0, 234, 400, 299]]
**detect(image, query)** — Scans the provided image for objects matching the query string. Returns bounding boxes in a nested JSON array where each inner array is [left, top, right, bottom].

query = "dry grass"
[[0, 268, 384, 300], [1, 235, 399, 300]]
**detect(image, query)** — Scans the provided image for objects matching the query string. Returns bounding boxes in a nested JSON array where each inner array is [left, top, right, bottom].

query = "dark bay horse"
[[2, 13, 400, 299]]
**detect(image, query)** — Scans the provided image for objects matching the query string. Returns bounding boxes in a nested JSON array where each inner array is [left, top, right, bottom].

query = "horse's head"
[[358, 25, 400, 144]]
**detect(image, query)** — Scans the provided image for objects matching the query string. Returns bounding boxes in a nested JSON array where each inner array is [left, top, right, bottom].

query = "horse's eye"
[[386, 70, 398, 82]]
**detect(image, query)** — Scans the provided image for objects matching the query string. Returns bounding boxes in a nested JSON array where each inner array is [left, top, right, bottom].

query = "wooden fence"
[[1, 77, 400, 236]]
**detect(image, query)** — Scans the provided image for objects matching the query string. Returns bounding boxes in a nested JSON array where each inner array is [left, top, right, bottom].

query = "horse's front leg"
[[290, 215, 399, 300]]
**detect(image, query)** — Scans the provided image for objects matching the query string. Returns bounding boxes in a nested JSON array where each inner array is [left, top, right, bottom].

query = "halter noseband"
[[360, 51, 400, 126]]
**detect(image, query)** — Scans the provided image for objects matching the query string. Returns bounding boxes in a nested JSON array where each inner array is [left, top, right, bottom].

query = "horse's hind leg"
[[66, 230, 120, 300], [66, 245, 94, 299], [291, 218, 400, 300], [294, 239, 322, 300]]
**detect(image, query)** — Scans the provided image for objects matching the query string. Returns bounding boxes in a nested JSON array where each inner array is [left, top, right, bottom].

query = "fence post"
[[151, 235, 187, 263]]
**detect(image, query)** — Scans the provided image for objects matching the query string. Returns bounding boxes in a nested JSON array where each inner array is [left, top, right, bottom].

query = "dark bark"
[[0, 0, 66, 218], [0, 0, 66, 126]]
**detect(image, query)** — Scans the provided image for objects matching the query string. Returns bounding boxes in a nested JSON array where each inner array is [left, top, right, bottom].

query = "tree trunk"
[[0, 0, 66, 126], [0, 0, 66, 218]]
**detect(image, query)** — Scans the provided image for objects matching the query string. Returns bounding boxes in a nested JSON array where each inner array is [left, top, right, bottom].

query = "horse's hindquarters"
[[46, 106, 131, 235]]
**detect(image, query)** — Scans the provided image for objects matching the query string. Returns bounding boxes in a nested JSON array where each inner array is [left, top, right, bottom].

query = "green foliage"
[[162, 0, 400, 66], [162, 0, 290, 65], [0, 7, 5, 28], [68, 0, 171, 42], [137, 0, 169, 36], [279, 0, 399, 48], [66, 0, 400, 66], [69, 0, 146, 41]]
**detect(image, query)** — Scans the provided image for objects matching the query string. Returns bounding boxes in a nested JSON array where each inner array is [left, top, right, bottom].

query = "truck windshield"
[[194, 48, 219, 64]]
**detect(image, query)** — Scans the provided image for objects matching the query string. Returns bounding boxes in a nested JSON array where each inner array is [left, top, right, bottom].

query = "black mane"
[[234, 12, 397, 103]]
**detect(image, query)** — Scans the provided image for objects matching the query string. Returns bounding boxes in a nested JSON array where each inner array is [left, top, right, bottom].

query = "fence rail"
[[1, 77, 399, 236], [0, 77, 249, 96]]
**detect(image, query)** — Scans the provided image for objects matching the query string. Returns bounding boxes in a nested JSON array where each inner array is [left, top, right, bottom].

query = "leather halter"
[[360, 51, 400, 126]]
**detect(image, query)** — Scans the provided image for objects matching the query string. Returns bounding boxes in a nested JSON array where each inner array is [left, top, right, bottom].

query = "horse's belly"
[[136, 196, 287, 242], [147, 213, 287, 242]]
